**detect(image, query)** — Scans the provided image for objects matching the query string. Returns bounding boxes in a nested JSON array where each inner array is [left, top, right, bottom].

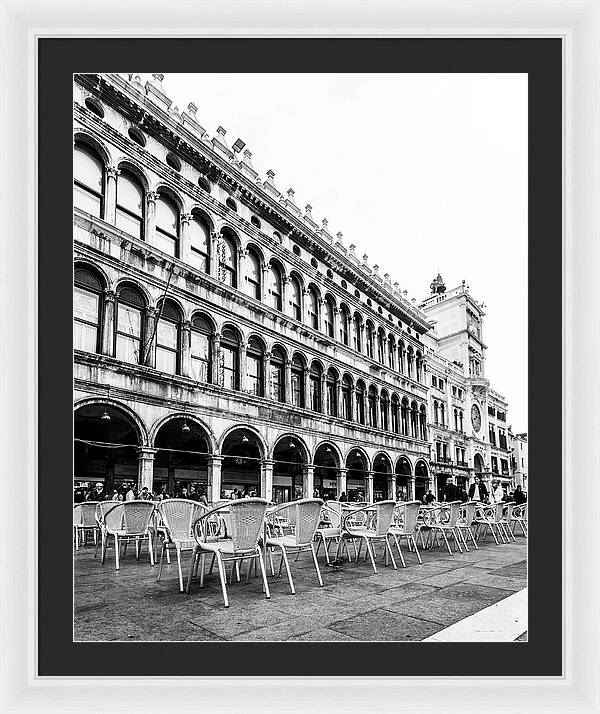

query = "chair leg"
[[385, 536, 398, 569], [279, 546, 296, 595], [74, 527, 79, 551], [452, 528, 463, 553], [148, 532, 155, 566], [199, 553, 206, 588], [257, 548, 271, 599], [114, 535, 120, 570], [157, 542, 166, 582], [176, 547, 184, 593], [440, 529, 453, 556], [410, 535, 423, 564], [135, 537, 140, 561], [186, 550, 197, 594], [467, 527, 479, 550], [215, 551, 229, 607], [309, 543, 324, 586], [365, 538, 378, 574]]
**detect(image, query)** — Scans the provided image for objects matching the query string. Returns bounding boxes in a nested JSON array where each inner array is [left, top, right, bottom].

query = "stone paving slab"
[[74, 534, 527, 641]]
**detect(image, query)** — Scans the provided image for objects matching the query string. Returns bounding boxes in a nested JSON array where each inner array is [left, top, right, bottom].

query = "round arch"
[[271, 433, 310, 503], [148, 412, 216, 452], [220, 426, 264, 498], [74, 397, 148, 446], [113, 278, 152, 309], [115, 159, 151, 191], [153, 183, 185, 212], [313, 441, 341, 499], [74, 260, 110, 291], [218, 424, 267, 459], [74, 130, 112, 166]]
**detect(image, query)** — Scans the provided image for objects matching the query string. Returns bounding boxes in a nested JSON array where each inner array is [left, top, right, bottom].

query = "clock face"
[[471, 404, 482, 432]]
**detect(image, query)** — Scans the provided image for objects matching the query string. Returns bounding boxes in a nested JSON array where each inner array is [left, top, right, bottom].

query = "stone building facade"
[[73, 72, 515, 503]]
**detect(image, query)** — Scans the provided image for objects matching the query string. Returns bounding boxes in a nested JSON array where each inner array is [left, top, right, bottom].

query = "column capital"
[[106, 165, 121, 179], [146, 306, 158, 318], [181, 212, 193, 225], [103, 288, 116, 302], [137, 446, 158, 458], [208, 454, 225, 464], [146, 190, 159, 204], [261, 458, 275, 467], [182, 320, 192, 332], [338, 467, 348, 476]]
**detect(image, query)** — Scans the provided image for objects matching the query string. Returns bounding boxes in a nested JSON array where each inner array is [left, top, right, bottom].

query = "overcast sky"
[[159, 73, 528, 433]]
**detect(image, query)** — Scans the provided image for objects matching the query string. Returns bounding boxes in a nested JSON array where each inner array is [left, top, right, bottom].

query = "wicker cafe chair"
[[73, 502, 100, 551], [314, 501, 343, 564], [94, 500, 120, 558], [455, 501, 480, 552], [510, 503, 528, 537], [157, 499, 207, 592], [499, 501, 517, 542], [265, 499, 324, 594], [335, 501, 397, 574], [473, 502, 506, 544], [421, 501, 464, 555], [388, 500, 423, 566], [101, 500, 156, 570], [186, 498, 270, 608]]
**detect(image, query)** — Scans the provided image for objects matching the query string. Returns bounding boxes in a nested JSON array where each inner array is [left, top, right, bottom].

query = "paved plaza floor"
[[74, 533, 527, 642]]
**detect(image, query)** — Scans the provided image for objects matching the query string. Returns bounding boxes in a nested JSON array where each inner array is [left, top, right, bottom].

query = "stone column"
[[317, 298, 325, 333], [381, 336, 388, 366], [365, 471, 374, 503], [303, 464, 315, 499], [263, 351, 271, 399], [209, 231, 219, 278], [430, 474, 438, 500], [349, 385, 355, 423], [102, 289, 116, 356], [335, 379, 341, 419], [409, 477, 416, 500], [207, 455, 224, 503], [284, 359, 293, 404], [180, 212, 192, 264], [145, 191, 158, 247], [303, 367, 311, 410], [211, 332, 221, 386], [260, 459, 274, 503], [337, 467, 348, 499], [104, 165, 120, 225], [181, 320, 192, 377], [144, 307, 157, 367], [387, 475, 395, 501], [137, 447, 158, 492], [239, 341, 248, 393], [320, 373, 327, 414], [281, 276, 288, 314], [261, 263, 269, 303]]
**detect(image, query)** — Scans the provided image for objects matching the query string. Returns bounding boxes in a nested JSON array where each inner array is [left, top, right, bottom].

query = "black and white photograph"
[[72, 71, 528, 643]]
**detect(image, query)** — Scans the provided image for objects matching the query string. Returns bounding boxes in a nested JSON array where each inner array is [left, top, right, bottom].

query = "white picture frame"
[[1, 0, 598, 711]]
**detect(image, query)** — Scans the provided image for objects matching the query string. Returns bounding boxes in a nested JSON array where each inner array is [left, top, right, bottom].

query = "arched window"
[[221, 328, 240, 390], [116, 170, 144, 240], [291, 354, 305, 407], [380, 390, 389, 430], [74, 267, 103, 353], [401, 397, 409, 435], [454, 408, 459, 431], [339, 305, 350, 346], [365, 322, 375, 359], [410, 401, 419, 438], [74, 143, 104, 218], [341, 374, 352, 421], [353, 313, 363, 352], [289, 275, 302, 321], [420, 405, 427, 440], [356, 381, 366, 425], [155, 193, 180, 257], [377, 329, 385, 364], [406, 346, 415, 379], [391, 394, 400, 433], [307, 287, 319, 330], [270, 347, 285, 402], [246, 337, 264, 397], [190, 314, 212, 382], [310, 362, 323, 412], [398, 341, 406, 374], [268, 262, 283, 311], [324, 297, 335, 338], [326, 368, 338, 417], [367, 386, 378, 428], [115, 285, 145, 364], [219, 234, 237, 288], [440, 402, 446, 427], [189, 214, 210, 272], [245, 249, 262, 300], [459, 410, 464, 432], [155, 300, 180, 374], [387, 336, 396, 370], [416, 351, 423, 382]]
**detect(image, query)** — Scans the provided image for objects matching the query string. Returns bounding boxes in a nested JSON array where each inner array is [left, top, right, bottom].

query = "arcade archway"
[[221, 428, 262, 498], [395, 456, 412, 500], [272, 435, 308, 504], [414, 459, 430, 502], [313, 442, 340, 500], [345, 448, 369, 502], [373, 453, 393, 501], [153, 417, 211, 497], [74, 402, 142, 497]]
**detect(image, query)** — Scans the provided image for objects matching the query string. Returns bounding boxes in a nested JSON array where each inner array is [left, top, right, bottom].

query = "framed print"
[[0, 1, 598, 712]]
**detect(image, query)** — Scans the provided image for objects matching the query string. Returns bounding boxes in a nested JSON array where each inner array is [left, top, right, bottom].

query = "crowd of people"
[[74, 477, 527, 507], [419, 476, 527, 506]]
